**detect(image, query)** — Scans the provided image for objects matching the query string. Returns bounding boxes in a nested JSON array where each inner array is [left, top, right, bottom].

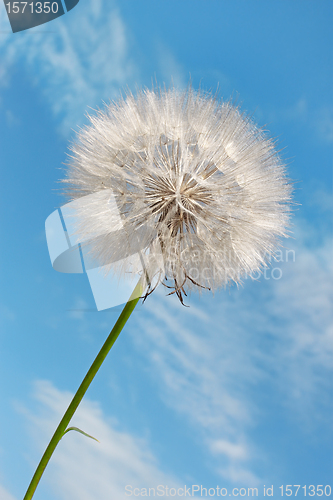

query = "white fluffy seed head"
[[62, 86, 292, 303]]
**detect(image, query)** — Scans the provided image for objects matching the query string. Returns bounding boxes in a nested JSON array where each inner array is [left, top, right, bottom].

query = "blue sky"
[[0, 1, 332, 499]]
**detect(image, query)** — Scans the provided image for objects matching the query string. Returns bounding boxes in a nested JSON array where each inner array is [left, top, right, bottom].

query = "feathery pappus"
[[62, 86, 292, 304]]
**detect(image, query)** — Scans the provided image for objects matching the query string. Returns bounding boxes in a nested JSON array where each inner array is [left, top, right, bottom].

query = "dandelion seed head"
[[62, 86, 292, 302]]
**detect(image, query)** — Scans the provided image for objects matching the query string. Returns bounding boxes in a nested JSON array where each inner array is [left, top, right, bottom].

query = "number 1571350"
[[5, 2, 59, 14], [280, 485, 331, 496]]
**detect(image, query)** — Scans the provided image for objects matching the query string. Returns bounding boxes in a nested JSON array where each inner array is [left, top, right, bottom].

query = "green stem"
[[23, 279, 143, 500]]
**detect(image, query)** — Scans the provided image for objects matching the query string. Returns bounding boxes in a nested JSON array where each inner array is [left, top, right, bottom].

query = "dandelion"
[[63, 86, 292, 303], [24, 86, 292, 499]]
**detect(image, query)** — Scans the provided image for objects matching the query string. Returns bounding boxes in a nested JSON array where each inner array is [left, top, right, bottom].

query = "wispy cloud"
[[155, 41, 187, 88], [0, 0, 138, 135], [0, 485, 17, 500], [264, 234, 333, 425], [288, 99, 333, 143], [260, 97, 333, 144], [0, 1, 191, 137], [129, 221, 333, 484], [315, 106, 333, 143], [131, 288, 263, 485], [24, 380, 183, 500]]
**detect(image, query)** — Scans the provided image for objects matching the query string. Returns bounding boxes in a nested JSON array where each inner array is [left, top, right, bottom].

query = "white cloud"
[[0, 0, 138, 135], [285, 97, 308, 122], [315, 106, 333, 143], [0, 485, 17, 500], [210, 439, 248, 460], [217, 465, 259, 486], [132, 289, 262, 485], [155, 42, 187, 89], [129, 221, 333, 484], [262, 97, 333, 144], [0, 0, 191, 137], [24, 380, 183, 500], [264, 234, 333, 422], [304, 183, 333, 217]]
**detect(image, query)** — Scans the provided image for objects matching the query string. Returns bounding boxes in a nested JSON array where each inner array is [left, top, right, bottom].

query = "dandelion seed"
[[62, 86, 292, 304]]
